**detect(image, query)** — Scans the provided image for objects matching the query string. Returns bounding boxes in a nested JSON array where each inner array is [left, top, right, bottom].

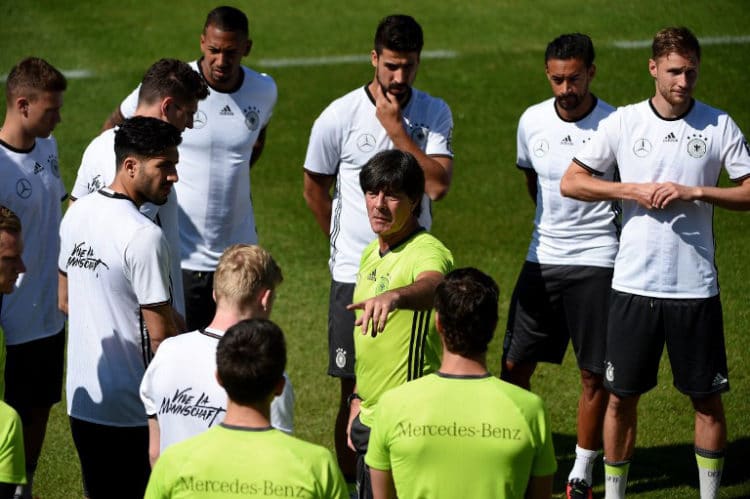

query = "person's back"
[[146, 424, 344, 499], [367, 373, 554, 499], [145, 319, 347, 499]]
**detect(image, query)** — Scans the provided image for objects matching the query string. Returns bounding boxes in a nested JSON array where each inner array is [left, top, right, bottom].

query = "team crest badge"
[[335, 348, 347, 369], [605, 361, 615, 383], [633, 138, 652, 158], [49, 154, 60, 177], [687, 134, 707, 158], [193, 110, 207, 129], [243, 106, 260, 131], [533, 139, 549, 157], [409, 124, 428, 149], [375, 274, 390, 294]]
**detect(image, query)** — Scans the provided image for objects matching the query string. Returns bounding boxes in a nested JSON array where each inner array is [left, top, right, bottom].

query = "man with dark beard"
[[501, 34, 617, 499], [302, 15, 454, 485]]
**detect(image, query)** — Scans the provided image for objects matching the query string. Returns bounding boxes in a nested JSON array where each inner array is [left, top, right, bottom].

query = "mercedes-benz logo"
[[357, 133, 376, 153], [533, 139, 549, 157], [193, 110, 207, 129], [633, 138, 652, 158], [16, 178, 32, 199]]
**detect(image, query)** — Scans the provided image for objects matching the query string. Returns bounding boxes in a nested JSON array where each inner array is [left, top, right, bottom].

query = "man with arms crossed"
[[303, 14, 453, 481], [59, 117, 181, 498], [0, 57, 67, 499], [367, 268, 556, 499], [107, 6, 277, 330], [72, 58, 208, 324], [502, 33, 617, 499], [346, 150, 453, 498], [140, 243, 294, 465], [0, 207, 27, 498], [561, 27, 750, 499], [145, 319, 348, 499]]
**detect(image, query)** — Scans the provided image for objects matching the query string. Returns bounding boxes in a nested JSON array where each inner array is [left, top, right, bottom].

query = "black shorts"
[[327, 280, 356, 378], [69, 417, 150, 499], [605, 291, 728, 398], [182, 269, 216, 331], [4, 328, 65, 414], [503, 262, 611, 373]]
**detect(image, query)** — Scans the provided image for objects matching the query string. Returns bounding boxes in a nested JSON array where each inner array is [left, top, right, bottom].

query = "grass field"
[[2, 1, 749, 497]]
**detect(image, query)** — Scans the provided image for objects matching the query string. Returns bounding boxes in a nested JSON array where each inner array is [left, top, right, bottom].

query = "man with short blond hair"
[[0, 56, 67, 499], [561, 27, 750, 499], [140, 243, 294, 466]]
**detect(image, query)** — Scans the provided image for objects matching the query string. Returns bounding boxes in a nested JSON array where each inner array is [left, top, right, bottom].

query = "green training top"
[[353, 230, 454, 427], [145, 424, 348, 499], [0, 401, 25, 486], [366, 373, 557, 499]]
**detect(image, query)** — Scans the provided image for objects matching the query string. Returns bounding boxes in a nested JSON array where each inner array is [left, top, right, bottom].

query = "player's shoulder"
[[242, 65, 277, 91], [519, 97, 556, 126], [410, 87, 451, 113]]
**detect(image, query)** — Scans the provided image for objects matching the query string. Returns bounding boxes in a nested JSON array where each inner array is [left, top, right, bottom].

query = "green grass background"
[[2, 1, 749, 497]]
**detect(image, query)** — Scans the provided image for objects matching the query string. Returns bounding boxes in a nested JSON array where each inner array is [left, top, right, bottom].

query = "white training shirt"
[[121, 60, 277, 271], [71, 128, 185, 316], [517, 96, 619, 267], [0, 137, 66, 345], [304, 85, 454, 283], [574, 99, 750, 298], [140, 327, 295, 453], [60, 189, 173, 426]]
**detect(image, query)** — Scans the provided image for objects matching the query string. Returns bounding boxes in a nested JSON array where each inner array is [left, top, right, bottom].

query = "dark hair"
[[204, 6, 249, 37], [652, 26, 700, 61], [359, 149, 424, 217], [137, 59, 209, 107], [434, 267, 499, 357], [216, 318, 286, 405], [5, 57, 67, 103], [374, 15, 423, 55], [114, 116, 182, 168], [0, 206, 21, 235], [545, 33, 595, 67]]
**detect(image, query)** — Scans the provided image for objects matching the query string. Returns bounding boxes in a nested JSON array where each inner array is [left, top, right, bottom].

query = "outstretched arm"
[[347, 270, 444, 336]]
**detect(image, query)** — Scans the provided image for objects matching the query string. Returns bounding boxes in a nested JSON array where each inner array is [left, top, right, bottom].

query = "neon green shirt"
[[0, 326, 5, 398], [145, 424, 348, 499], [0, 401, 25, 486], [366, 373, 557, 499], [353, 230, 453, 427]]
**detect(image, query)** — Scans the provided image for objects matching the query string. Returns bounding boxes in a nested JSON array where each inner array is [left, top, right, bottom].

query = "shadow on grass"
[[552, 433, 750, 497]]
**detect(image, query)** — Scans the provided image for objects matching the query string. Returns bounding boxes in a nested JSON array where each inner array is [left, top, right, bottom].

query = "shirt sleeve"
[[424, 98, 454, 157], [720, 115, 750, 181], [124, 224, 171, 306], [411, 236, 454, 279], [120, 85, 140, 119], [139, 345, 168, 416], [303, 104, 343, 176], [71, 135, 107, 200], [270, 372, 295, 434], [0, 403, 26, 485], [530, 400, 558, 477], [573, 109, 621, 175], [516, 111, 533, 169]]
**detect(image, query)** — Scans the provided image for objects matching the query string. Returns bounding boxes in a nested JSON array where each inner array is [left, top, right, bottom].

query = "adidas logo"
[[219, 105, 234, 116], [560, 135, 574, 146], [33, 162, 45, 174], [367, 269, 377, 281], [712, 373, 728, 387], [664, 132, 678, 143]]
